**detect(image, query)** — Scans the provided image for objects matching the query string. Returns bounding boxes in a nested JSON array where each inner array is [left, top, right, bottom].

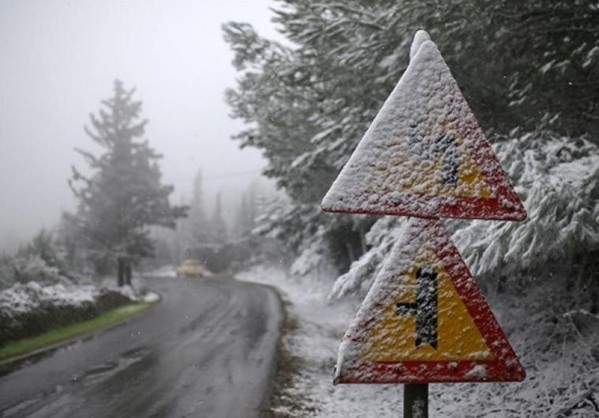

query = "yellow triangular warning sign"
[[321, 38, 526, 221], [334, 218, 525, 384]]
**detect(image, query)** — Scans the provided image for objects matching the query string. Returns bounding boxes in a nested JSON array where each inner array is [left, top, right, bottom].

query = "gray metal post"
[[404, 384, 428, 418]]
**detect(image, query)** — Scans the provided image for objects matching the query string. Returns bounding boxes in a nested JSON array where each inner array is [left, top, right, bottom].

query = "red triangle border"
[[337, 219, 526, 384]]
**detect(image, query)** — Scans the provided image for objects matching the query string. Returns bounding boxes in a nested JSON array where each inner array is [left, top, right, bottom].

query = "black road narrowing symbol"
[[395, 266, 439, 349], [433, 132, 458, 186]]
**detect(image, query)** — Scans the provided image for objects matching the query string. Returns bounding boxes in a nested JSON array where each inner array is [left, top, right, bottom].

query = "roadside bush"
[[0, 282, 132, 347]]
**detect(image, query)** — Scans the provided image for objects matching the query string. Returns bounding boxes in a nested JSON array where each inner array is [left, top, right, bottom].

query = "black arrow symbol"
[[396, 266, 439, 349]]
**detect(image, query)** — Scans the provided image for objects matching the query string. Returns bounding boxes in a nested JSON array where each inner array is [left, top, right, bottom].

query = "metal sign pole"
[[404, 384, 428, 418]]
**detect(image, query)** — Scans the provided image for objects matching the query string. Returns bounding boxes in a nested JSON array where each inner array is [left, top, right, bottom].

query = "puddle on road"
[[81, 346, 148, 382], [2, 346, 151, 417]]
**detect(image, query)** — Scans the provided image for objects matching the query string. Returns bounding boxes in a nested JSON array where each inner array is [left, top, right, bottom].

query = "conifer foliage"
[[69, 80, 187, 286], [224, 0, 599, 286]]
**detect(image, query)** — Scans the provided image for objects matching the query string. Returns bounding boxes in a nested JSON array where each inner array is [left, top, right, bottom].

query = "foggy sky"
[[0, 0, 279, 247]]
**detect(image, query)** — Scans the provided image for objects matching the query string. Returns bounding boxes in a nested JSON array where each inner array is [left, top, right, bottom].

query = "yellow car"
[[176, 259, 205, 278]]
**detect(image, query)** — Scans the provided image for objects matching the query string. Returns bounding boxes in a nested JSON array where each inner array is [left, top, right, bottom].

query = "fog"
[[0, 0, 278, 248]]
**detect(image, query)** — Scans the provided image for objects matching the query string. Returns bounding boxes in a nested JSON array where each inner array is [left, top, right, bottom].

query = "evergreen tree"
[[69, 80, 187, 286], [210, 192, 228, 245], [18, 229, 60, 271], [56, 212, 85, 274], [235, 189, 256, 237], [223, 0, 599, 276], [186, 170, 210, 248]]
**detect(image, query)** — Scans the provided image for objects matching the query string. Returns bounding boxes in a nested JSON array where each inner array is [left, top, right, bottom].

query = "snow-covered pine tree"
[[224, 0, 599, 286], [494, 0, 599, 137], [210, 192, 228, 246], [184, 170, 211, 250], [69, 80, 187, 286], [234, 191, 253, 238]]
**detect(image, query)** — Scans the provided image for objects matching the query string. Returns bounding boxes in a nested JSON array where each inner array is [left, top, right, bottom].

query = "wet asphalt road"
[[0, 276, 283, 418]]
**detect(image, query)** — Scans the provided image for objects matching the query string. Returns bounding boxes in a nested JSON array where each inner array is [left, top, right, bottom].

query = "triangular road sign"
[[334, 218, 525, 384], [321, 37, 526, 221]]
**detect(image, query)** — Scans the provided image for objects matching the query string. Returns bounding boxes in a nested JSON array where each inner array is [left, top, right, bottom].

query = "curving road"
[[0, 276, 283, 418]]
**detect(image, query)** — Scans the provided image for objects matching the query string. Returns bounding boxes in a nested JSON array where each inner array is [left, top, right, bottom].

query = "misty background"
[[0, 0, 278, 249], [1, 1, 599, 416]]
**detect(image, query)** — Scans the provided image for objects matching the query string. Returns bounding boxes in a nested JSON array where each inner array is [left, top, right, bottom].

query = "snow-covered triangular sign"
[[334, 218, 525, 384], [321, 31, 526, 221]]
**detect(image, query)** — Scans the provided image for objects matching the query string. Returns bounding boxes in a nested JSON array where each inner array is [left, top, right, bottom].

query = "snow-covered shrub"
[[12, 255, 65, 286], [454, 136, 599, 281], [0, 254, 15, 290], [290, 226, 333, 277], [331, 135, 599, 299], [329, 217, 408, 299], [0, 229, 84, 291], [0, 281, 133, 346], [0, 254, 65, 291]]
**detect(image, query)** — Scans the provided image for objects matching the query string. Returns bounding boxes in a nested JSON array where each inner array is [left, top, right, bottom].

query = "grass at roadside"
[[0, 300, 158, 364]]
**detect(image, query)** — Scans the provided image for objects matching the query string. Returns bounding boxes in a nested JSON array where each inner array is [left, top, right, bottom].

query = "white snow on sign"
[[321, 32, 526, 221], [409, 29, 431, 60]]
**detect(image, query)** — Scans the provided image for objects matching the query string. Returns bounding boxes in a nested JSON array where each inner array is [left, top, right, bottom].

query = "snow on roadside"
[[238, 265, 402, 417], [1, 275, 155, 320], [142, 292, 160, 303], [98, 275, 159, 303], [0, 276, 161, 348], [239, 265, 599, 417], [145, 265, 177, 278], [0, 281, 99, 316]]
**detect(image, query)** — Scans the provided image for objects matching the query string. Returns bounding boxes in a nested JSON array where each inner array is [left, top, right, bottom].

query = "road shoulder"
[[0, 298, 160, 371]]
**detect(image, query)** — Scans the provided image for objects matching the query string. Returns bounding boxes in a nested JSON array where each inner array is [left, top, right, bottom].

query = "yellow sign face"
[[361, 242, 493, 362]]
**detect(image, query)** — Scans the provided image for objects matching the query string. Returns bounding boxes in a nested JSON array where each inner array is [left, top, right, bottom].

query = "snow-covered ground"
[[0, 276, 159, 347], [0, 281, 100, 316], [239, 265, 599, 417], [144, 265, 177, 278], [0, 271, 157, 319]]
